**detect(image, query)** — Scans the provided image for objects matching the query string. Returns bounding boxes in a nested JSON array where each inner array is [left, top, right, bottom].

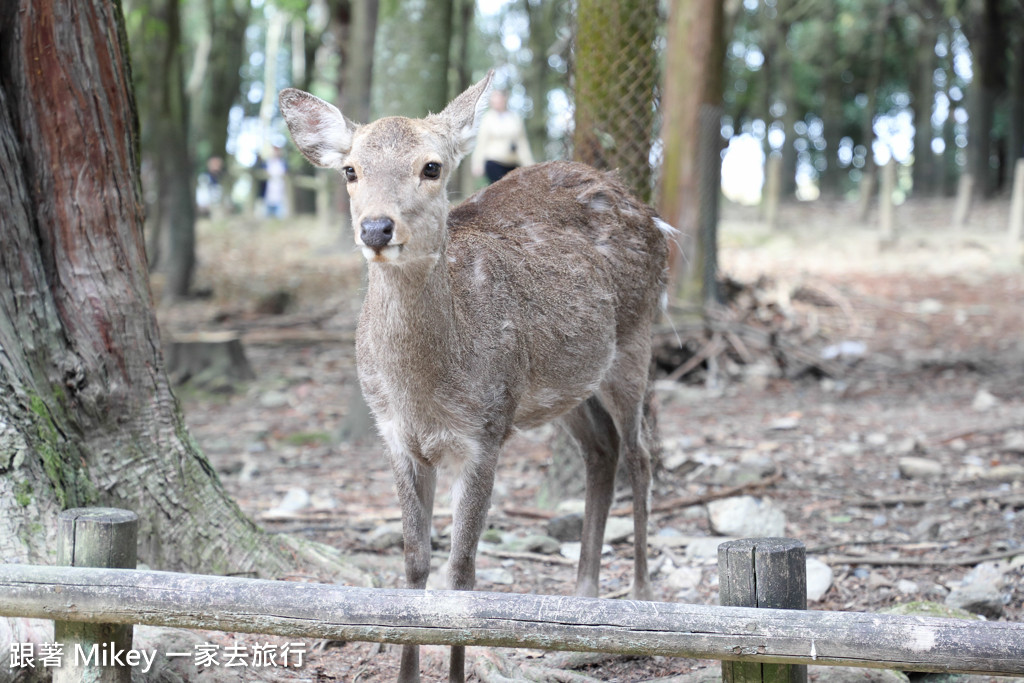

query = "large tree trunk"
[[0, 0, 361, 583], [573, 0, 659, 202], [371, 0, 453, 118], [657, 0, 726, 303], [965, 0, 1006, 198]]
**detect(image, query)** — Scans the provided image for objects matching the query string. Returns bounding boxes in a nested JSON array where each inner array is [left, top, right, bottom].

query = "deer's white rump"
[[280, 71, 671, 683]]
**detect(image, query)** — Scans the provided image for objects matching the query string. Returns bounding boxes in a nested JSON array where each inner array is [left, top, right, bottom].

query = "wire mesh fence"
[[572, 0, 663, 203]]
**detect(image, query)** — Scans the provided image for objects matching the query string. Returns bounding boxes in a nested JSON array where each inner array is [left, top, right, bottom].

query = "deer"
[[279, 71, 673, 683]]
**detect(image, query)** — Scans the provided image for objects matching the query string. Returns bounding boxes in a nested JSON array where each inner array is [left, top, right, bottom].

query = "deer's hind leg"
[[562, 396, 620, 599], [597, 342, 655, 601]]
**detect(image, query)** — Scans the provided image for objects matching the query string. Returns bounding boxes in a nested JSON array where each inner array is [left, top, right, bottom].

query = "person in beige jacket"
[[471, 89, 534, 183]]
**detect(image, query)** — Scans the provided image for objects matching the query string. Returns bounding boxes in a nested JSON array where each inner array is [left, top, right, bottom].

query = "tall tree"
[[964, 0, 1007, 198], [909, 2, 941, 196], [523, 0, 569, 161], [658, 0, 726, 302], [126, 0, 197, 299], [573, 0, 659, 202], [371, 0, 453, 118], [0, 0, 361, 583], [855, 1, 892, 220], [188, 0, 252, 166]]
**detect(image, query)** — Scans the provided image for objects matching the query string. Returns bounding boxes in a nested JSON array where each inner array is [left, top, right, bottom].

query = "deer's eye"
[[422, 162, 442, 180], [343, 166, 357, 183]]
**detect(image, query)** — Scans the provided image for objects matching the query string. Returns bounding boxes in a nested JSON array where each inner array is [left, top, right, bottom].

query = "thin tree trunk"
[[129, 0, 197, 299], [657, 0, 726, 303], [817, 2, 845, 198], [523, 0, 564, 162], [911, 16, 938, 196], [192, 0, 251, 165], [0, 0, 364, 585], [857, 4, 891, 221]]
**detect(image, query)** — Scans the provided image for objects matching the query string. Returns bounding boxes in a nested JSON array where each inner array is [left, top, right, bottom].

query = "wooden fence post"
[[952, 174, 973, 230], [1008, 158, 1024, 244], [879, 160, 897, 247], [719, 538, 808, 683], [54, 508, 138, 683], [762, 154, 782, 230]]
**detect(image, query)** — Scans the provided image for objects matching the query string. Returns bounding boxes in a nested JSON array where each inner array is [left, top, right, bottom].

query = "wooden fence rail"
[[2, 563, 1023, 676]]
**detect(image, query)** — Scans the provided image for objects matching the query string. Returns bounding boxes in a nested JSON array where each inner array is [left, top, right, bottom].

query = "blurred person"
[[196, 156, 224, 218], [264, 146, 288, 217], [471, 89, 534, 184]]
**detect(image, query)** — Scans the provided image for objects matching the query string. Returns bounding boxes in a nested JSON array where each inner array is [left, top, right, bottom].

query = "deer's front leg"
[[446, 447, 500, 682], [391, 454, 437, 683]]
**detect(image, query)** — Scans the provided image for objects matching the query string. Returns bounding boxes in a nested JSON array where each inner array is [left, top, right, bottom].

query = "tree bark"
[[657, 0, 726, 303], [573, 0, 659, 202], [965, 0, 1006, 198], [0, 0, 361, 585], [371, 0, 453, 118]]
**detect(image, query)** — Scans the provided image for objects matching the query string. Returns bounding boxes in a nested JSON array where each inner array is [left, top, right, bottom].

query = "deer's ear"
[[278, 89, 358, 168], [433, 70, 494, 161]]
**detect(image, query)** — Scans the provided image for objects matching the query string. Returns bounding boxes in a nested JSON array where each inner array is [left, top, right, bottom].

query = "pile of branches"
[[654, 275, 863, 385]]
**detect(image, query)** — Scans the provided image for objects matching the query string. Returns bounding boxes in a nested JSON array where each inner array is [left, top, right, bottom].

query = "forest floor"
[[157, 196, 1024, 682]]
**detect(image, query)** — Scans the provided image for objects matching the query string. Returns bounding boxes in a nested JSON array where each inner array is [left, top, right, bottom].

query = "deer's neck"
[[361, 244, 460, 358]]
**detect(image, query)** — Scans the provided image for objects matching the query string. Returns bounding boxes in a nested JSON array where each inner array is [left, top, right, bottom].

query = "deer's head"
[[279, 72, 493, 265]]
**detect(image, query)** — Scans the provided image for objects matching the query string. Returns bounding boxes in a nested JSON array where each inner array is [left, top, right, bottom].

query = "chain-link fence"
[[572, 0, 662, 203]]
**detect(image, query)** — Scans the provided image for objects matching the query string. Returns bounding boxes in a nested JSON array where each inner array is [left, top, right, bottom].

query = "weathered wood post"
[[879, 160, 897, 247], [55, 508, 138, 683], [952, 173, 973, 230], [1008, 158, 1024, 244], [719, 538, 808, 683], [762, 154, 782, 230]]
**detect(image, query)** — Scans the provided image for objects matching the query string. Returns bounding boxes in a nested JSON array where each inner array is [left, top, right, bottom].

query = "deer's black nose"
[[360, 217, 395, 251]]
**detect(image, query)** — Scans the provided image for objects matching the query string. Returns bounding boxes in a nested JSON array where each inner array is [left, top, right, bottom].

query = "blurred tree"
[[337, 0, 379, 125], [855, 2, 892, 220], [573, 0, 659, 202], [125, 0, 197, 300], [658, 0, 726, 303], [908, 0, 942, 196], [187, 0, 252, 166], [372, 0, 454, 117], [523, 0, 570, 161], [0, 0, 361, 582], [1010, 20, 1024, 170], [963, 0, 1007, 198]]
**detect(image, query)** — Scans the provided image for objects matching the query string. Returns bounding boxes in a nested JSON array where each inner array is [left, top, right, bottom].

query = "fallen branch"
[[820, 547, 1023, 568], [479, 547, 577, 567], [666, 333, 724, 381], [613, 472, 783, 517]]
